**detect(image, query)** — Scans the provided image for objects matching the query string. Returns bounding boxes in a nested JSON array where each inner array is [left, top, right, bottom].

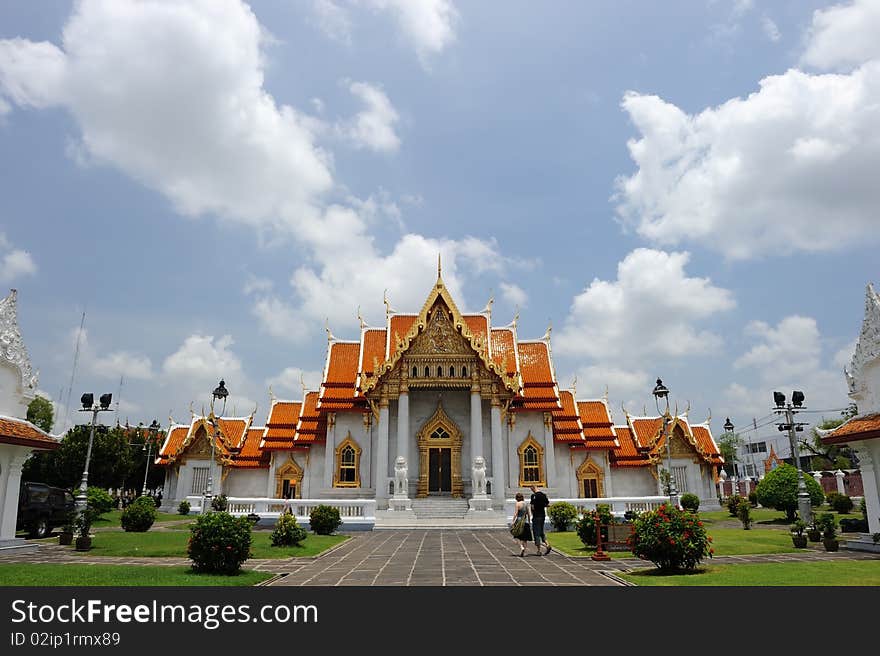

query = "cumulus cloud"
[[0, 0, 333, 233], [761, 16, 781, 42], [67, 326, 154, 381], [801, 0, 880, 71], [499, 282, 528, 310], [266, 366, 324, 398], [556, 248, 735, 360], [339, 80, 401, 152], [0, 234, 36, 282], [614, 1, 880, 260], [311, 0, 354, 45]]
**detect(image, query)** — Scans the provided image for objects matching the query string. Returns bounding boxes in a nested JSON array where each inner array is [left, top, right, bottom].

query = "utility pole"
[[772, 391, 811, 524]]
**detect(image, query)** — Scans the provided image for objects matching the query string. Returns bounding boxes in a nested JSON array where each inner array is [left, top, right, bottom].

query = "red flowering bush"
[[187, 512, 252, 574], [629, 503, 712, 572]]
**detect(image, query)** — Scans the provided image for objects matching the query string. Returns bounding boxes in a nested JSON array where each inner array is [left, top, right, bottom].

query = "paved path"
[[2, 529, 878, 586]]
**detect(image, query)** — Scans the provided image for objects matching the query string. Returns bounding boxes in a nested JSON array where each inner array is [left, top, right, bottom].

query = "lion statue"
[[472, 456, 487, 496], [394, 456, 408, 496]]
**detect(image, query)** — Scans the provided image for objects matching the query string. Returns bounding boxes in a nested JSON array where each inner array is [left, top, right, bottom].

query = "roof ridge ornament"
[[845, 282, 880, 402], [542, 320, 552, 342], [480, 292, 494, 316], [325, 317, 335, 343], [357, 305, 366, 330], [383, 288, 396, 319], [0, 288, 38, 397]]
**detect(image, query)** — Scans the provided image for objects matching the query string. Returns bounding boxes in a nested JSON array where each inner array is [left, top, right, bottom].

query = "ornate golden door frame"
[[416, 402, 463, 498]]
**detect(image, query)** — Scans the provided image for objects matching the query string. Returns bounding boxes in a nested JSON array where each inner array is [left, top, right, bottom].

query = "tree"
[[801, 415, 859, 470], [755, 463, 825, 520], [26, 396, 54, 433], [717, 431, 743, 476]]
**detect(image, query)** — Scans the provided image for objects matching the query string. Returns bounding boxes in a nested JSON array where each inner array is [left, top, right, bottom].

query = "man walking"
[[529, 484, 552, 556]]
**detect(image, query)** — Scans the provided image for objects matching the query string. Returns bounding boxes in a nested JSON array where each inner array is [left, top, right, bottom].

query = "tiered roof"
[[156, 412, 269, 469], [0, 415, 59, 450], [608, 413, 723, 468]]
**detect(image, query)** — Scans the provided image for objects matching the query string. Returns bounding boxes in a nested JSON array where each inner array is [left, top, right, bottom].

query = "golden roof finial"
[[542, 320, 552, 342], [300, 372, 307, 397], [481, 292, 494, 316], [383, 288, 396, 319], [437, 252, 442, 278], [325, 317, 335, 342], [357, 305, 366, 330], [571, 376, 578, 399]]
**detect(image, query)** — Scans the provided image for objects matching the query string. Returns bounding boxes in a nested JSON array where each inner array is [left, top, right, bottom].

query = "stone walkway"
[[2, 529, 878, 586]]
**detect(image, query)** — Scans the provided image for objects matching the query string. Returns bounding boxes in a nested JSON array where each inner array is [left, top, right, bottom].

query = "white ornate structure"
[[823, 283, 880, 551], [0, 290, 60, 548], [157, 270, 724, 525]]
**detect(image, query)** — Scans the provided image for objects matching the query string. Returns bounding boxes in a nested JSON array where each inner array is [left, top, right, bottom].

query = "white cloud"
[[91, 351, 154, 381], [339, 80, 400, 152], [801, 0, 880, 71], [251, 296, 311, 343], [162, 334, 243, 386], [311, 0, 353, 45], [833, 338, 858, 370], [0, 235, 36, 282], [266, 366, 324, 398], [365, 0, 458, 63], [499, 282, 528, 309], [556, 248, 735, 362], [614, 60, 880, 259], [571, 364, 651, 406], [0, 0, 333, 233], [761, 16, 781, 42]]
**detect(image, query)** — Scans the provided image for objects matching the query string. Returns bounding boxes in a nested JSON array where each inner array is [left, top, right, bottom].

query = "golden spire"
[[438, 252, 442, 278]]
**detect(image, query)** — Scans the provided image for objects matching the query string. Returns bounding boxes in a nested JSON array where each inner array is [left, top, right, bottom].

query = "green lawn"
[[93, 510, 190, 527], [699, 506, 864, 526], [0, 564, 271, 586], [70, 528, 348, 558], [618, 560, 880, 586]]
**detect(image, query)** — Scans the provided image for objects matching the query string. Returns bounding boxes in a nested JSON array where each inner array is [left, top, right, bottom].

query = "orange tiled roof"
[[388, 315, 418, 357], [321, 342, 360, 411], [553, 390, 584, 442], [228, 428, 270, 468], [463, 314, 488, 346], [360, 329, 387, 377], [577, 400, 617, 448], [262, 401, 302, 451], [822, 412, 880, 444], [610, 425, 651, 467], [691, 424, 724, 465], [0, 416, 59, 450], [630, 417, 663, 448], [515, 341, 559, 411], [156, 425, 190, 464], [490, 328, 517, 375], [295, 391, 326, 444]]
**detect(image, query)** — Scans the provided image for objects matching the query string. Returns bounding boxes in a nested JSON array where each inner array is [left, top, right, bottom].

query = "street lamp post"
[[203, 380, 228, 513], [723, 417, 735, 493], [773, 390, 812, 524], [75, 393, 113, 522], [142, 419, 161, 497], [652, 378, 678, 507]]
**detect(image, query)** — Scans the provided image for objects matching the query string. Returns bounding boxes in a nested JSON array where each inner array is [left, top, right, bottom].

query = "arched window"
[[576, 456, 604, 499], [449, 365, 455, 377], [437, 365, 443, 377], [517, 433, 545, 487], [425, 366, 431, 377], [430, 427, 450, 440], [461, 366, 468, 378], [412, 366, 418, 378], [334, 434, 362, 487]]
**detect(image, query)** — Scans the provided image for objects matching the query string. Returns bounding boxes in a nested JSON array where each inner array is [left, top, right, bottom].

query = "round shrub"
[[309, 505, 342, 535], [575, 505, 613, 547], [679, 493, 700, 513], [832, 494, 854, 514], [86, 487, 116, 517], [547, 501, 578, 532], [120, 496, 157, 532], [825, 491, 841, 510], [211, 494, 228, 512], [754, 464, 824, 520], [187, 512, 252, 574], [726, 494, 742, 517], [737, 498, 752, 530], [270, 512, 307, 547], [748, 491, 758, 507], [178, 500, 191, 515], [630, 503, 712, 572]]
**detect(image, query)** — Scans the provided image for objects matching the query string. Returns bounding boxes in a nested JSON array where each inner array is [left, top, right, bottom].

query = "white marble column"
[[542, 412, 556, 488], [0, 447, 30, 541], [470, 391, 483, 461], [375, 396, 390, 508], [266, 452, 277, 498], [855, 447, 879, 534], [397, 390, 410, 481], [834, 469, 846, 494], [490, 398, 504, 504]]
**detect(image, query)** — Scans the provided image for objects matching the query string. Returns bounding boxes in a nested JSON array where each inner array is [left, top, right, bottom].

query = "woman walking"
[[510, 492, 533, 556]]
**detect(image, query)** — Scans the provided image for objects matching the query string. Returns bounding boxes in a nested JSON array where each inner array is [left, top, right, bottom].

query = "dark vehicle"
[[17, 482, 75, 538]]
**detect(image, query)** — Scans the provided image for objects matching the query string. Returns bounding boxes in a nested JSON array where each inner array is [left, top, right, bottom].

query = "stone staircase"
[[374, 497, 509, 529]]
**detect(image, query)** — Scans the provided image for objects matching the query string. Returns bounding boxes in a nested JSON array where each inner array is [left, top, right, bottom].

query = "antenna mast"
[[62, 310, 86, 433]]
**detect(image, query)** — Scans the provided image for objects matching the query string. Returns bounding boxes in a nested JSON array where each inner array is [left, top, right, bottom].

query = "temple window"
[[517, 434, 545, 487], [191, 467, 209, 495], [461, 366, 467, 378], [412, 366, 418, 378], [425, 366, 431, 377], [431, 427, 450, 440], [437, 365, 443, 377], [334, 434, 362, 487], [449, 365, 455, 377]]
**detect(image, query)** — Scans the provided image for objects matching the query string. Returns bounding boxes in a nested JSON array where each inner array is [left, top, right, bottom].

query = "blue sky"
[[1, 0, 876, 441]]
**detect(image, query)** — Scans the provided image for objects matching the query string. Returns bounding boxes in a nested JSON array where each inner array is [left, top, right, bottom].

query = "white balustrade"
[[503, 496, 670, 519], [184, 496, 376, 523]]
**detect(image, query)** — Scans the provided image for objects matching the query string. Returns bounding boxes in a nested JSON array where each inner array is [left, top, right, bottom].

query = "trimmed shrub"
[[86, 487, 116, 517], [748, 491, 758, 507], [187, 512, 252, 574], [839, 517, 868, 533], [152, 496, 161, 508], [629, 503, 712, 572], [547, 501, 578, 532], [121, 496, 157, 532], [825, 491, 841, 510], [623, 510, 640, 522], [737, 498, 752, 530], [726, 495, 743, 517], [270, 513, 307, 547], [754, 464, 824, 520], [680, 493, 700, 513], [178, 500, 191, 515], [210, 494, 228, 512], [575, 504, 613, 547], [860, 497, 867, 518], [309, 505, 342, 535], [832, 494, 854, 514]]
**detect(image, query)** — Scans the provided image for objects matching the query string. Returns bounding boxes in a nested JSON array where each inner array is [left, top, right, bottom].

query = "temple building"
[[157, 269, 724, 517]]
